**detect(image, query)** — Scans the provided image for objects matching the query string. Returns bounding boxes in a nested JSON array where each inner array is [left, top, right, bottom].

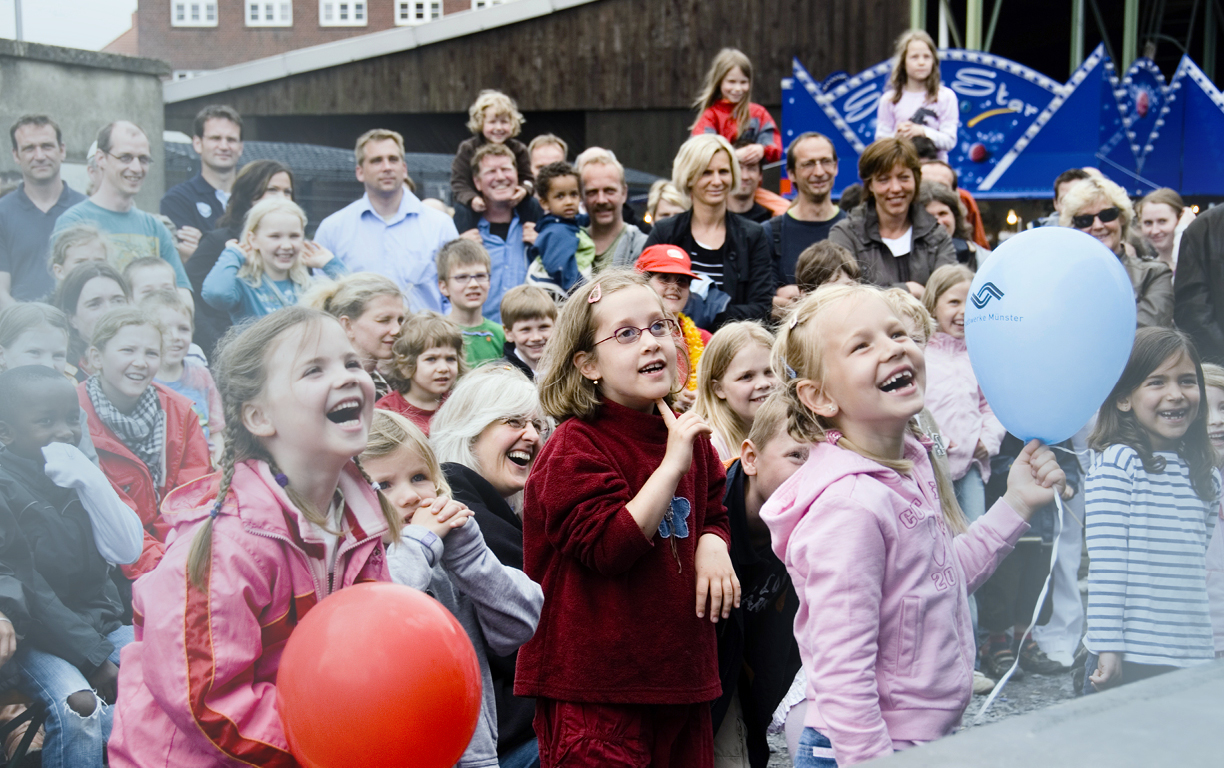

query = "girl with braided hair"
[[108, 306, 402, 768]]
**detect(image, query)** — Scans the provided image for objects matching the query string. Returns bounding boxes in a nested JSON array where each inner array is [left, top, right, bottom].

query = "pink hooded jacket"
[[924, 332, 1006, 482], [761, 434, 1027, 765], [108, 460, 391, 768]]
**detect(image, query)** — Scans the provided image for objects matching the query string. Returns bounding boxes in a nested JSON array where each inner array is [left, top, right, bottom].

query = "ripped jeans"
[[13, 625, 132, 768]]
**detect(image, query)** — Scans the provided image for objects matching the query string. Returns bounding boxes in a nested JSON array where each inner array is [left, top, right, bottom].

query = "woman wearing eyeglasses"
[[1059, 176, 1173, 328], [429, 364, 550, 768]]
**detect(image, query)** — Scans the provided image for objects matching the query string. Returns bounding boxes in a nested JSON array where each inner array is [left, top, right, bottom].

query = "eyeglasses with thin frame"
[[105, 150, 154, 167], [595, 318, 679, 346], [797, 157, 838, 171], [502, 416, 547, 434], [449, 272, 490, 285], [1071, 207, 1120, 229]]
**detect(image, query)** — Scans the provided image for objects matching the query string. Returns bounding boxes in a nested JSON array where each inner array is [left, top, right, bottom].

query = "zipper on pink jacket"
[[243, 524, 376, 603]]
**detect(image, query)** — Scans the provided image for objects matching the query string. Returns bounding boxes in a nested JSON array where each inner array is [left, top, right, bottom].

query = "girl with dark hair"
[[186, 159, 295, 355], [53, 262, 130, 381], [1083, 327, 1220, 693]]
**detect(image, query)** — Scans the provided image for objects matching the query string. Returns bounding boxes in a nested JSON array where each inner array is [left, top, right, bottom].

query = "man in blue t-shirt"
[[54, 121, 190, 292], [0, 115, 86, 306], [160, 105, 243, 263]]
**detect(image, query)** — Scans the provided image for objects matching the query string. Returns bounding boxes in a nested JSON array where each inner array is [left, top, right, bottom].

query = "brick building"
[[104, 0, 514, 79]]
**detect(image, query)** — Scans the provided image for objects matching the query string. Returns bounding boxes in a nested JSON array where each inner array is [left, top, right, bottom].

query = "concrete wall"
[[0, 40, 169, 211]]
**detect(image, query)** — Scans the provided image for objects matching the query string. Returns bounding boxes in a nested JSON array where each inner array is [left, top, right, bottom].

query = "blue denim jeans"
[[13, 625, 132, 768], [500, 737, 541, 768], [793, 727, 838, 768], [954, 464, 986, 522]]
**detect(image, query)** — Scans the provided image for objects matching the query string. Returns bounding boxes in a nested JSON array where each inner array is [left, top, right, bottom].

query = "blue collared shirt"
[[314, 188, 458, 313], [477, 214, 529, 322]]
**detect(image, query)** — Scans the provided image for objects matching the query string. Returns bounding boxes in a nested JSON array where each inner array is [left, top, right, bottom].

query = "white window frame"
[[396, 0, 442, 25], [245, 1, 292, 27], [471, 0, 508, 8], [170, 1, 218, 28], [319, 0, 368, 26]]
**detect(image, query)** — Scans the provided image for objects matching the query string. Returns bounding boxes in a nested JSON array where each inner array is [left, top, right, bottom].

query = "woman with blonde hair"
[[691, 47, 782, 167], [202, 198, 346, 324], [876, 29, 959, 161], [1060, 176, 1173, 327], [645, 134, 775, 327], [646, 179, 689, 224], [304, 272, 406, 398], [1136, 187, 1194, 272]]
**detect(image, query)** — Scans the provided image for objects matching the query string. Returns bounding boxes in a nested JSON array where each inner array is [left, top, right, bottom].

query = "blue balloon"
[[964, 227, 1136, 444]]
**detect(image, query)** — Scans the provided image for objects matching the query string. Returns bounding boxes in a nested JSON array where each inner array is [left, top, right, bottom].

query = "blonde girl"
[[451, 89, 533, 230], [761, 284, 1063, 766], [694, 321, 778, 462], [519, 269, 739, 768], [647, 179, 689, 224], [49, 223, 111, 284], [202, 198, 346, 324], [875, 30, 959, 160], [108, 307, 401, 767], [305, 272, 408, 399], [691, 48, 782, 166], [361, 410, 543, 768]]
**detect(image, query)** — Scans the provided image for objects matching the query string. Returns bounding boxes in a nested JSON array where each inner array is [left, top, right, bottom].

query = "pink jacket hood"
[[924, 332, 1006, 482], [108, 459, 391, 768], [761, 434, 1026, 765]]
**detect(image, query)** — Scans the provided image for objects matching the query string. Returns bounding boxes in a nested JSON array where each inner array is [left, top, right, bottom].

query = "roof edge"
[[0, 38, 170, 77], [164, 0, 600, 104]]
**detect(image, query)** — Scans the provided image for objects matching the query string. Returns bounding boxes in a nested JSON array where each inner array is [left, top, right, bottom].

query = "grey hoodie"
[[388, 517, 544, 768]]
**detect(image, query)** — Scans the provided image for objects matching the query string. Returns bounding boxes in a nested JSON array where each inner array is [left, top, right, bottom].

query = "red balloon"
[[277, 582, 481, 768]]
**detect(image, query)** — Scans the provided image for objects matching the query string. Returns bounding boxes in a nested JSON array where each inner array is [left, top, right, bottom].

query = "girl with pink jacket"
[[762, 285, 1064, 766], [108, 307, 402, 767], [922, 265, 1006, 521]]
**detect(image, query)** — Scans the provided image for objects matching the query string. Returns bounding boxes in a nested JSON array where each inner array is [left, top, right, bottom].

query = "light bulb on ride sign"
[[1006, 209, 1019, 227]]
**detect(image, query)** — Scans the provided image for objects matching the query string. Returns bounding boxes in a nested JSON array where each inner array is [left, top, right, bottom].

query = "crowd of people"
[[0, 27, 1221, 768]]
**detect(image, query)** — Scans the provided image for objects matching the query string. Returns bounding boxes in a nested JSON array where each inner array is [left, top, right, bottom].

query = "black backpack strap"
[[770, 215, 784, 252]]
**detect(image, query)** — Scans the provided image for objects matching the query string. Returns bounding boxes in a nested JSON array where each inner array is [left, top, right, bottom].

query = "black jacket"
[[442, 462, 535, 755], [187, 224, 240, 358], [713, 461, 802, 768], [1175, 205, 1224, 363], [645, 209, 776, 326], [0, 449, 125, 675], [502, 341, 534, 381]]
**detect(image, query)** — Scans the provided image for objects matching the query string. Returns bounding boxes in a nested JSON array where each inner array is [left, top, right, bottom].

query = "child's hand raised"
[[471, 195, 487, 213], [1001, 440, 1066, 522], [299, 241, 336, 270], [409, 496, 473, 540], [656, 399, 713, 478], [695, 533, 740, 622], [510, 185, 529, 207]]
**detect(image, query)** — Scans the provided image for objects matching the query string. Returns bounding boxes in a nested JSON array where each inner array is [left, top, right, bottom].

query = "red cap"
[[634, 244, 699, 279]]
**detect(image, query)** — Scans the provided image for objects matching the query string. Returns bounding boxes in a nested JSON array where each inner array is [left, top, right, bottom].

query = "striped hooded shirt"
[[1084, 444, 1219, 666]]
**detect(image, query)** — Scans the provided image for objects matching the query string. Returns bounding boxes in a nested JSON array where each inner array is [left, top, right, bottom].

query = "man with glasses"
[[769, 133, 847, 306], [315, 128, 458, 313], [0, 115, 86, 307], [54, 121, 190, 290], [160, 105, 244, 263]]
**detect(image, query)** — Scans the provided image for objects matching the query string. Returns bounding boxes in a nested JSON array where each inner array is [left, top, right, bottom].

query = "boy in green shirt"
[[437, 238, 505, 367]]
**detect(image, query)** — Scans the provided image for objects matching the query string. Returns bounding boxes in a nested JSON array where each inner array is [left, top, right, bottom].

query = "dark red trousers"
[[534, 699, 715, 768]]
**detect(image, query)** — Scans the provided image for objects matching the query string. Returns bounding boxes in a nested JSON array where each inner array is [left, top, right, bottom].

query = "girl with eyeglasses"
[[1059, 175, 1174, 328], [518, 269, 740, 767]]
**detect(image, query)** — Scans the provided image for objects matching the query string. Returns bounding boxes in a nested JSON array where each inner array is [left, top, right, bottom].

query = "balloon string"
[[972, 492, 1065, 725]]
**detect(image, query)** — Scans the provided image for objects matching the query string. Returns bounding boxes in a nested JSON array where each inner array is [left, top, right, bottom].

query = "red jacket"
[[375, 390, 443, 436], [693, 99, 782, 164], [78, 381, 212, 579], [515, 399, 731, 704]]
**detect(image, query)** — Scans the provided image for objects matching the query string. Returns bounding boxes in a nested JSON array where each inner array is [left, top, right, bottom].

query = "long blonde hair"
[[187, 308, 401, 589], [921, 264, 975, 332], [691, 48, 754, 136], [693, 321, 775, 456], [303, 272, 405, 319], [362, 409, 451, 499], [238, 198, 311, 290], [537, 269, 679, 422], [888, 29, 942, 104], [773, 284, 967, 533]]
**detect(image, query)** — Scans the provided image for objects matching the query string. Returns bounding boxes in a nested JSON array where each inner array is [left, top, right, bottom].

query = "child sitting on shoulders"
[[377, 312, 467, 436], [361, 410, 543, 768], [500, 284, 556, 381], [528, 161, 594, 293], [691, 48, 782, 167], [764, 284, 1063, 766], [437, 238, 505, 367], [0, 365, 144, 768], [519, 269, 740, 767], [694, 321, 778, 462], [202, 198, 345, 324], [1084, 328, 1220, 691], [141, 289, 224, 465], [452, 90, 536, 234]]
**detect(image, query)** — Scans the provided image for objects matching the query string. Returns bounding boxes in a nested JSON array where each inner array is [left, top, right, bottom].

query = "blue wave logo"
[[971, 282, 1005, 309]]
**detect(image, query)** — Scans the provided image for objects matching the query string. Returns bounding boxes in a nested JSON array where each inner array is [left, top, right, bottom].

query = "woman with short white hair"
[[429, 363, 548, 766], [1060, 176, 1173, 328], [644, 134, 775, 328]]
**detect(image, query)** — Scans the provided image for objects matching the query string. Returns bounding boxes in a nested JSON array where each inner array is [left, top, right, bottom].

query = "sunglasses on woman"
[[1071, 207, 1121, 229]]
